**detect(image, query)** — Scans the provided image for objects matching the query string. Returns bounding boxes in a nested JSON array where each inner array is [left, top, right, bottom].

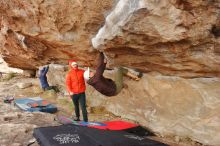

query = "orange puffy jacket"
[[66, 60, 86, 94]]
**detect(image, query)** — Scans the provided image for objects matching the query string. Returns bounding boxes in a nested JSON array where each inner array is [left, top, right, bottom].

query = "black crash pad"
[[33, 124, 168, 146]]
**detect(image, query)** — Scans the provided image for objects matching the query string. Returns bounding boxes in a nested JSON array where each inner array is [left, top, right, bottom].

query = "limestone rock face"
[[0, 0, 220, 77], [0, 0, 113, 70], [103, 73, 220, 146], [92, 0, 220, 78], [0, 57, 23, 73]]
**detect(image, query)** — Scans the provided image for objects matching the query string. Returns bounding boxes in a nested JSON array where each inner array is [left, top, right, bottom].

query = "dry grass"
[[0, 72, 16, 81]]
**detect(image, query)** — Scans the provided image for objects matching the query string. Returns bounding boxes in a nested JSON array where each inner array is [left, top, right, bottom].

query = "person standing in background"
[[66, 60, 88, 122]]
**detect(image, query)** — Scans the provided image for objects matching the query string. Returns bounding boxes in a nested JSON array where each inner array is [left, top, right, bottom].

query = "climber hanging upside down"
[[85, 52, 142, 96]]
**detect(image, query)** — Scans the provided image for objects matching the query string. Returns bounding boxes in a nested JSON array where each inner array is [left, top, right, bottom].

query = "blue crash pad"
[[15, 97, 57, 113]]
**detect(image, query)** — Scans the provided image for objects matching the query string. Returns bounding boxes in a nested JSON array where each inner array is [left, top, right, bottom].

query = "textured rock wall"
[[104, 73, 220, 145], [0, 57, 23, 73], [0, 0, 220, 77], [92, 0, 220, 78], [0, 0, 113, 69]]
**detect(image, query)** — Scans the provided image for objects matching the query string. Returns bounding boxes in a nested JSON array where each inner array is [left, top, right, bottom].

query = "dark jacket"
[[87, 52, 116, 96], [39, 66, 49, 89]]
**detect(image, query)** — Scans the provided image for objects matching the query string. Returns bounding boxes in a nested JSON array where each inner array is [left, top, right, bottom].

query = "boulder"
[[17, 82, 32, 89], [22, 70, 36, 77]]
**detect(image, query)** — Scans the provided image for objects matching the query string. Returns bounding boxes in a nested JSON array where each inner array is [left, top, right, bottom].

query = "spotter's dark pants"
[[71, 92, 88, 122]]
